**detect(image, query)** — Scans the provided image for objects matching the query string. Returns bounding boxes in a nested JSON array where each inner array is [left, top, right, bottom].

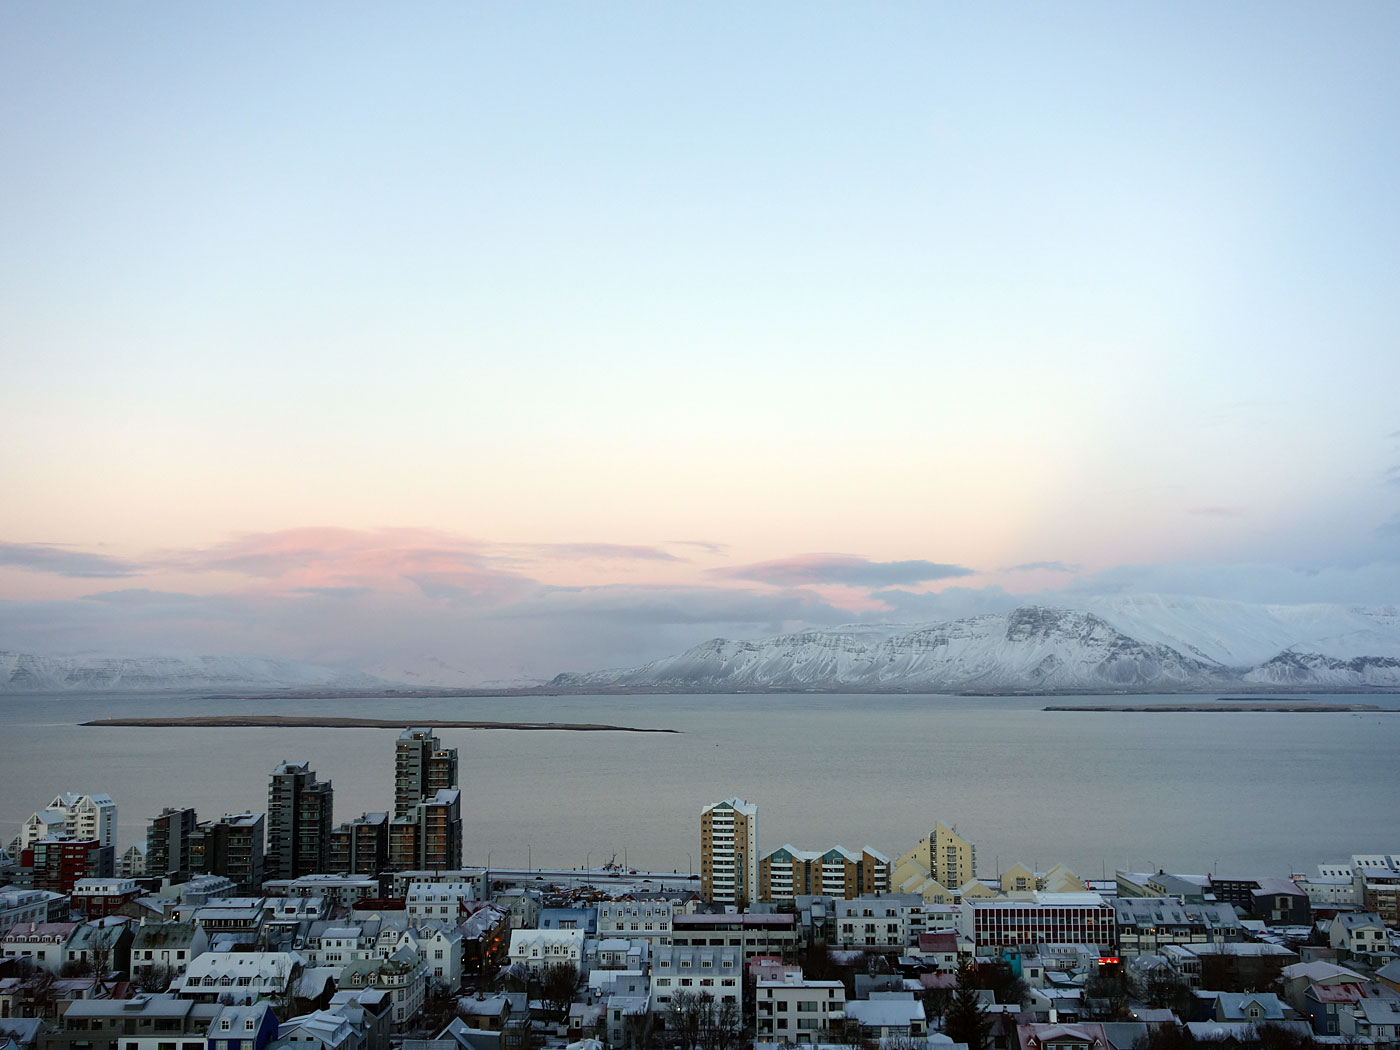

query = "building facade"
[[188, 813, 266, 894], [394, 729, 459, 820], [961, 893, 1117, 951], [17, 793, 117, 852], [267, 761, 334, 880], [701, 798, 757, 907], [759, 845, 890, 902], [147, 806, 198, 878], [388, 790, 462, 872], [328, 812, 390, 875]]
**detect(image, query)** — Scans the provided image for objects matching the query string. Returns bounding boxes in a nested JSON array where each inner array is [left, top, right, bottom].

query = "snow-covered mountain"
[[0, 651, 385, 695], [550, 598, 1400, 692]]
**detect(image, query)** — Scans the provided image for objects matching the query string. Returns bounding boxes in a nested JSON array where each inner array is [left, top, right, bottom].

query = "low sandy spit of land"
[[81, 715, 678, 733], [1043, 702, 1384, 712]]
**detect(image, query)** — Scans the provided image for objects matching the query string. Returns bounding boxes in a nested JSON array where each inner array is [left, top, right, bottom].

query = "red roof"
[[1311, 982, 1365, 1004]]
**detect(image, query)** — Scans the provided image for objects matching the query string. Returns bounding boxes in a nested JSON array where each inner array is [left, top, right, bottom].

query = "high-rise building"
[[395, 729, 458, 819], [327, 812, 389, 875], [17, 794, 117, 852], [701, 798, 758, 907], [388, 790, 461, 872], [267, 762, 333, 879], [758, 845, 891, 902], [146, 806, 198, 878], [390, 729, 461, 871], [188, 813, 265, 893]]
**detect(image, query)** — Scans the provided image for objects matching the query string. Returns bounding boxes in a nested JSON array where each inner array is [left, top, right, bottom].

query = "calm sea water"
[[2, 691, 1397, 881]]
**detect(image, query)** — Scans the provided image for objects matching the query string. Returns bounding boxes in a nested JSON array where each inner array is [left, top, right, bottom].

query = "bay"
[[2, 691, 1397, 881]]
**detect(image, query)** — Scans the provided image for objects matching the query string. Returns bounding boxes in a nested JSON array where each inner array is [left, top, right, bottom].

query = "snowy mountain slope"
[[1071, 594, 1400, 666], [551, 599, 1400, 692], [0, 651, 385, 694]]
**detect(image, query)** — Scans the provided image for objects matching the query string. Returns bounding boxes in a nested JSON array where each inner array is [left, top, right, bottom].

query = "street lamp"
[[528, 843, 532, 873], [586, 851, 591, 874], [686, 851, 693, 878]]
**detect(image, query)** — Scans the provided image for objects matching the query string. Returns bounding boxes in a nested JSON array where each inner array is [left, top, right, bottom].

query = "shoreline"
[[1043, 702, 1384, 712], [80, 715, 679, 733]]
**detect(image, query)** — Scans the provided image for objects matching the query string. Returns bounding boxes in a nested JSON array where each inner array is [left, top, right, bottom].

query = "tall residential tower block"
[[701, 798, 757, 907]]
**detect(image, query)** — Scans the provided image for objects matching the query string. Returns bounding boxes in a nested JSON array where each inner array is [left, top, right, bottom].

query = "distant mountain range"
[[550, 596, 1400, 692], [8, 595, 1400, 695], [0, 651, 384, 695]]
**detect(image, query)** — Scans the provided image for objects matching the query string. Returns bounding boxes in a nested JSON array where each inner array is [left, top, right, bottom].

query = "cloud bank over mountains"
[[5, 526, 1400, 687]]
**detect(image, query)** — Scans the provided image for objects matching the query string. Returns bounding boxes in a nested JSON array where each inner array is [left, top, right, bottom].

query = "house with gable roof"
[[208, 1003, 278, 1050], [180, 951, 303, 1004], [1213, 992, 1291, 1024], [131, 920, 209, 982], [1017, 1021, 1111, 1050], [1329, 912, 1391, 959]]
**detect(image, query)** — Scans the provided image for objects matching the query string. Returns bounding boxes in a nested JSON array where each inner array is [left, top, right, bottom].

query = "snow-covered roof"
[[845, 998, 926, 1028]]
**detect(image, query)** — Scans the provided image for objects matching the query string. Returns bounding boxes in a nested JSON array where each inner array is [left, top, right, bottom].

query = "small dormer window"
[[221, 1019, 231, 1031], [246, 1019, 255, 1030]]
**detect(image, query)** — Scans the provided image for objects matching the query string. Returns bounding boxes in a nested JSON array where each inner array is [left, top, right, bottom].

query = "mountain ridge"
[[0, 651, 385, 695], [550, 597, 1400, 693]]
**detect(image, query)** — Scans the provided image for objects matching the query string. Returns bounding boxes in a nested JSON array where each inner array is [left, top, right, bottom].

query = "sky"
[[3, 3, 1399, 683]]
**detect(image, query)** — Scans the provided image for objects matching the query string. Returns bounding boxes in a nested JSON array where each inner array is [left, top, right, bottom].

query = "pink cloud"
[[165, 527, 530, 600]]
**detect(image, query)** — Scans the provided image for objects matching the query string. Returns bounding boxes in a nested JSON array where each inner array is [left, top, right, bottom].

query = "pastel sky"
[[3, 3, 1399, 682]]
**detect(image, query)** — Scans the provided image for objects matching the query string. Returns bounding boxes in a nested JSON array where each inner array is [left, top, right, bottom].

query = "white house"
[[180, 951, 303, 1003], [844, 994, 927, 1040], [414, 923, 463, 991], [509, 927, 586, 977], [1330, 913, 1391, 957], [1, 921, 78, 973], [131, 920, 209, 982]]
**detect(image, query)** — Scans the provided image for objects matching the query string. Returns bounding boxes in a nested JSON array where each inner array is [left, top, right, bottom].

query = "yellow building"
[[893, 822, 978, 905], [701, 798, 758, 907], [758, 845, 891, 902]]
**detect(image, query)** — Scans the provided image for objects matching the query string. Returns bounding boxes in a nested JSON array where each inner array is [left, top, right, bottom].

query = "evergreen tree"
[[946, 966, 989, 1050]]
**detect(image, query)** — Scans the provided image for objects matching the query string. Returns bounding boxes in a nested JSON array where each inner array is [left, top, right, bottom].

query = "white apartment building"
[[597, 901, 673, 944], [17, 793, 117, 850], [701, 798, 758, 907], [406, 881, 475, 923], [755, 975, 846, 1044], [835, 894, 927, 950], [651, 945, 742, 1008]]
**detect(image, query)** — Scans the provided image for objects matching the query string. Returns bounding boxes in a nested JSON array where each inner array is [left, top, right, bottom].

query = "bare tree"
[[539, 962, 579, 1021], [920, 986, 953, 1032], [667, 990, 705, 1050], [699, 996, 743, 1050], [135, 963, 174, 993]]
